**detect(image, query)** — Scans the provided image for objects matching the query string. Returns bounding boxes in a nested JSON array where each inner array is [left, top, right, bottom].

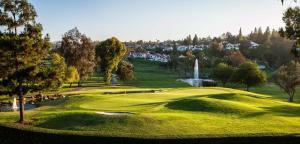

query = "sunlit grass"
[[0, 60, 300, 137]]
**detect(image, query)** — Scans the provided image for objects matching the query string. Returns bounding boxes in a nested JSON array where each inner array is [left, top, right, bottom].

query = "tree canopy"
[[96, 37, 127, 84], [0, 0, 55, 123], [58, 27, 95, 86], [274, 61, 300, 102], [231, 61, 267, 91], [213, 63, 234, 86]]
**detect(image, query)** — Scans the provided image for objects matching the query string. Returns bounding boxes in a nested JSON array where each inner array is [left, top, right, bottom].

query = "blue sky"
[[29, 0, 298, 42]]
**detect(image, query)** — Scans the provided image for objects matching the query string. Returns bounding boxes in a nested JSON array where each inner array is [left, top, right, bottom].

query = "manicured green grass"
[[0, 60, 300, 138]]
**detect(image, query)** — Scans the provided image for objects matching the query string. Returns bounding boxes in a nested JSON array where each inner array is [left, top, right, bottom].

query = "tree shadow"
[[240, 112, 268, 118], [36, 113, 130, 130], [164, 98, 249, 115], [260, 105, 300, 117]]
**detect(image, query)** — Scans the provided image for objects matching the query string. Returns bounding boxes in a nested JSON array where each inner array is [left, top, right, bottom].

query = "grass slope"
[[0, 60, 300, 138]]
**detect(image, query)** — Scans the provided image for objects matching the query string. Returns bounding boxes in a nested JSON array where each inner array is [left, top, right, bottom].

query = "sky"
[[29, 0, 299, 42]]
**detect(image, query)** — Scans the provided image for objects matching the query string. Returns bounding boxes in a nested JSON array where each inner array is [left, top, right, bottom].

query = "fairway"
[[0, 60, 300, 138]]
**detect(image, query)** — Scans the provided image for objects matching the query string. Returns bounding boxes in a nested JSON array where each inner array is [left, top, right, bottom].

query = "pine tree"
[[257, 27, 264, 43], [238, 27, 243, 42], [192, 34, 199, 46], [0, 0, 55, 123], [263, 26, 271, 44]]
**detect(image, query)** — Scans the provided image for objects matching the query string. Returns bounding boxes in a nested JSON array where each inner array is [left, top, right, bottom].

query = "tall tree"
[[280, 7, 300, 58], [183, 35, 192, 46], [192, 34, 199, 46], [58, 28, 95, 86], [96, 37, 127, 84], [274, 61, 300, 102], [238, 28, 243, 42], [263, 26, 271, 43], [0, 0, 54, 123]]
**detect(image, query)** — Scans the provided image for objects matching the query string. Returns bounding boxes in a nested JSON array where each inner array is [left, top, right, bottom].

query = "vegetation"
[[274, 61, 300, 102], [58, 27, 95, 86], [0, 0, 56, 123], [0, 61, 300, 138], [280, 6, 300, 58], [213, 63, 234, 86], [96, 37, 127, 84], [116, 60, 134, 81], [231, 61, 267, 91], [65, 66, 80, 88]]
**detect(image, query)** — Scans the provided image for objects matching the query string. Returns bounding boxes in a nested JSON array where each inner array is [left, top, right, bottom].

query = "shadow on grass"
[[36, 113, 130, 130], [260, 105, 300, 117], [165, 98, 249, 115]]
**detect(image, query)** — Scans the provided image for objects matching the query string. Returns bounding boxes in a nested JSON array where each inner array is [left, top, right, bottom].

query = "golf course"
[[1, 61, 300, 142]]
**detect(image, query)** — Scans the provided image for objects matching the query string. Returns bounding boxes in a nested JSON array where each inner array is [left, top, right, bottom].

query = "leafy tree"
[[280, 7, 300, 58], [209, 41, 224, 57], [0, 0, 54, 123], [213, 63, 234, 86], [116, 61, 134, 81], [274, 61, 300, 102], [48, 53, 66, 89], [65, 66, 80, 88], [96, 37, 127, 84], [192, 34, 199, 46], [231, 61, 267, 91], [226, 51, 246, 67], [58, 28, 95, 86]]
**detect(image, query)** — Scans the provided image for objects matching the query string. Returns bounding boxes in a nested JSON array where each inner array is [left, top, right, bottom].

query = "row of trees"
[[213, 62, 267, 91], [57, 28, 133, 86], [0, 0, 134, 123]]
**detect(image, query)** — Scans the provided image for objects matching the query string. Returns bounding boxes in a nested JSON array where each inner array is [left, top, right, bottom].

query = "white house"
[[178, 55, 186, 59], [249, 41, 260, 49], [258, 64, 266, 70], [192, 47, 203, 51], [128, 52, 147, 59], [225, 43, 240, 50], [177, 46, 189, 52], [163, 47, 173, 52], [148, 53, 170, 63]]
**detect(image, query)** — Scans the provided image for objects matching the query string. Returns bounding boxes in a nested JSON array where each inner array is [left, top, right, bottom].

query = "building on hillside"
[[249, 41, 260, 49], [178, 55, 186, 59], [128, 52, 170, 63], [128, 52, 148, 59], [163, 47, 173, 52], [225, 43, 240, 50], [177, 45, 189, 52]]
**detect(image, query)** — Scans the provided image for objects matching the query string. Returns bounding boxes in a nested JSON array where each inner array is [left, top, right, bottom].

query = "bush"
[[202, 80, 218, 87]]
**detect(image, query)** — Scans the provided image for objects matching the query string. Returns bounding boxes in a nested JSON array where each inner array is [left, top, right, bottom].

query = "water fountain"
[[178, 59, 216, 87], [12, 97, 19, 111], [179, 59, 203, 87]]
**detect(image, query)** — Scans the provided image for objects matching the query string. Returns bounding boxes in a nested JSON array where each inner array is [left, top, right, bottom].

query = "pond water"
[[0, 103, 37, 112]]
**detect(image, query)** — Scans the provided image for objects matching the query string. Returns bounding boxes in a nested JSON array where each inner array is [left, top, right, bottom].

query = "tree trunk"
[[289, 94, 294, 102], [18, 93, 24, 123], [246, 85, 249, 91], [78, 81, 81, 87], [69, 83, 72, 88]]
